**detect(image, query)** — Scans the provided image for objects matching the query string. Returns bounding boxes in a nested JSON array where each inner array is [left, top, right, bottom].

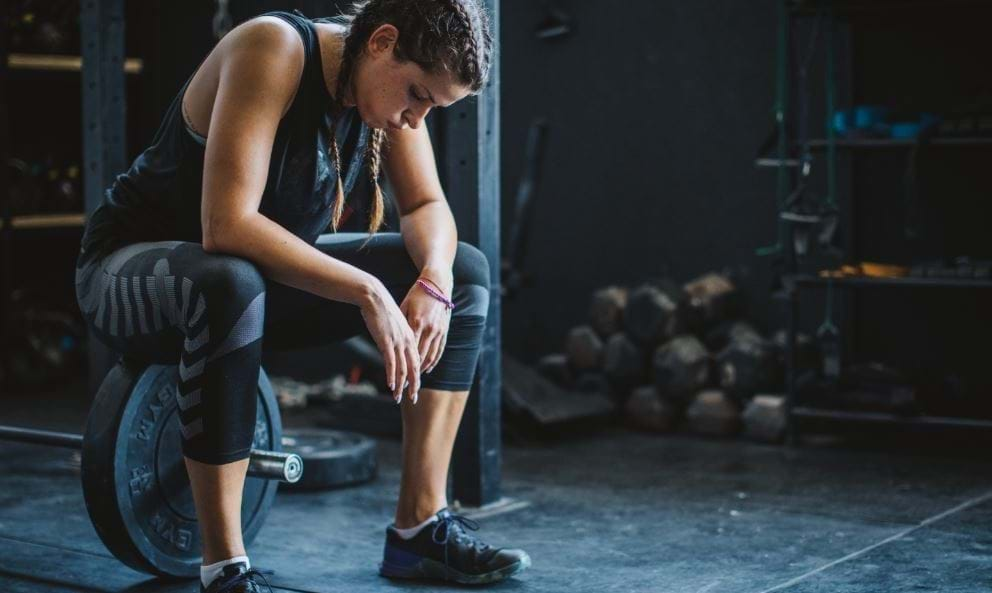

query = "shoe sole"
[[379, 553, 532, 585]]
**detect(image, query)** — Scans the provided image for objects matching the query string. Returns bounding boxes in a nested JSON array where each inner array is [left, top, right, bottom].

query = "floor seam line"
[[0, 532, 117, 561], [753, 488, 992, 593]]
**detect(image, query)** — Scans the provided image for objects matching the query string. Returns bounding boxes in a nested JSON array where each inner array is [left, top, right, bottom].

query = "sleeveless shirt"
[[78, 10, 371, 266]]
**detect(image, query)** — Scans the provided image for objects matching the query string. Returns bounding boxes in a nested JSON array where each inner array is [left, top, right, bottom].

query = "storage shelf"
[[755, 137, 992, 167], [755, 157, 800, 168], [790, 274, 992, 289], [806, 137, 992, 149], [788, 0, 992, 16], [776, 0, 992, 441], [7, 53, 143, 74], [792, 406, 992, 430], [0, 213, 86, 230]]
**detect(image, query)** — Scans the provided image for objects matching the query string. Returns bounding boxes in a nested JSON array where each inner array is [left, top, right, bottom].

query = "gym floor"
[[1, 379, 990, 593]]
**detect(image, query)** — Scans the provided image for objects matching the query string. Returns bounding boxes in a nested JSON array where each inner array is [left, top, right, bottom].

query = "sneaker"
[[379, 508, 532, 585], [200, 562, 273, 593]]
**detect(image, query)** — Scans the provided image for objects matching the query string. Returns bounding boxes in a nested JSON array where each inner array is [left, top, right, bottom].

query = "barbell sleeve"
[[0, 426, 83, 449]]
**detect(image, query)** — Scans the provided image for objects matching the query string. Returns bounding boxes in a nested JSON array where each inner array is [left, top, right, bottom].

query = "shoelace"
[[431, 512, 488, 578], [210, 567, 274, 593]]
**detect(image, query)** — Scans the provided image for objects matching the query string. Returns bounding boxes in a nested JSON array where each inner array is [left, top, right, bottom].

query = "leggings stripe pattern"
[[75, 233, 490, 464]]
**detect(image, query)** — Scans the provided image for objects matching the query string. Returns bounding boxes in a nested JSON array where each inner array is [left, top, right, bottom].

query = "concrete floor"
[[1, 377, 991, 593]]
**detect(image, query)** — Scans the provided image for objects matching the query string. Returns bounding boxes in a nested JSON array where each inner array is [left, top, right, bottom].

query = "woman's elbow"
[[202, 214, 248, 253]]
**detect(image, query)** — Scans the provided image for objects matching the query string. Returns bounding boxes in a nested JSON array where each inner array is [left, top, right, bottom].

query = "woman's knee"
[[452, 241, 491, 290], [195, 251, 266, 305]]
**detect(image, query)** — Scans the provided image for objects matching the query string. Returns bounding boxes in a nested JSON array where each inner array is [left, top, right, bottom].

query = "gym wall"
[[499, 1, 779, 360]]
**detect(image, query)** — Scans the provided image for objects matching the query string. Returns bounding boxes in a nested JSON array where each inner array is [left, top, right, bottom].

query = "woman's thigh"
[[76, 240, 267, 363]]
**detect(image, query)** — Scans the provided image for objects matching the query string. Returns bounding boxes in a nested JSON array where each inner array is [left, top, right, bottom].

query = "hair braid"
[[360, 128, 386, 249], [328, 133, 347, 232], [444, 0, 487, 87]]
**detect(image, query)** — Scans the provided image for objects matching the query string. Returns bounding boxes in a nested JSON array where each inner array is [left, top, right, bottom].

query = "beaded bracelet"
[[416, 278, 455, 310]]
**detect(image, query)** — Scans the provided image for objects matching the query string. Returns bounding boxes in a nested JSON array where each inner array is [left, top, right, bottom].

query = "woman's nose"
[[405, 105, 432, 129]]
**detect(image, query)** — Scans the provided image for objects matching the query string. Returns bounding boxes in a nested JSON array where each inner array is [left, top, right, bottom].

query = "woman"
[[74, 2, 530, 590]]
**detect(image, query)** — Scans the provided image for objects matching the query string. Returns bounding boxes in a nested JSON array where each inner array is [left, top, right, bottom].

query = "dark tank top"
[[78, 10, 370, 266]]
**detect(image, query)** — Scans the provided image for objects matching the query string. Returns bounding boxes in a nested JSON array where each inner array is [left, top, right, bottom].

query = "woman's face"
[[350, 24, 472, 130]]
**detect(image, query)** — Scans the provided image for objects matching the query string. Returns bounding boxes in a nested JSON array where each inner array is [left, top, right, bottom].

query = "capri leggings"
[[74, 233, 490, 465]]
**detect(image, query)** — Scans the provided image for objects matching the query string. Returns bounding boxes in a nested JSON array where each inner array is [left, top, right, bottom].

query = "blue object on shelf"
[[853, 105, 889, 129], [832, 111, 850, 136], [920, 112, 942, 130], [890, 122, 921, 139]]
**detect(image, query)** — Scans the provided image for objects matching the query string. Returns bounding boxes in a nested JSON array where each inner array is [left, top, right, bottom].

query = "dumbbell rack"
[[766, 0, 992, 442], [0, 0, 139, 392]]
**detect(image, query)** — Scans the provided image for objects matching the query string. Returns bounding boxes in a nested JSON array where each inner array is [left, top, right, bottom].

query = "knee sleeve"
[[452, 241, 491, 293]]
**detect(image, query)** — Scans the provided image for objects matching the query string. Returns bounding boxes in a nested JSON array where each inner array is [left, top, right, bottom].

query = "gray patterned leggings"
[[74, 233, 490, 465]]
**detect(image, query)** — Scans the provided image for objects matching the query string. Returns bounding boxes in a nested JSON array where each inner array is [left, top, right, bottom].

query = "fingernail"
[[413, 393, 419, 404]]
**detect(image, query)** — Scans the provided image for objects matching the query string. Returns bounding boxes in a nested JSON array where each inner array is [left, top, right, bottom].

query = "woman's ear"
[[367, 23, 399, 58]]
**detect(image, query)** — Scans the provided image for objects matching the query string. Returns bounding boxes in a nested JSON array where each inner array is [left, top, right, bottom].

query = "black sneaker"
[[379, 508, 531, 585], [200, 562, 273, 593]]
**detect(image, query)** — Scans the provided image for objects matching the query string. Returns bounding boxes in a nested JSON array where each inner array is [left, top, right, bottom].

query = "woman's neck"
[[314, 22, 355, 108]]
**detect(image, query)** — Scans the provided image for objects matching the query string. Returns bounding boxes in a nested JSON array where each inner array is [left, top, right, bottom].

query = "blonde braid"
[[328, 133, 347, 232], [359, 127, 387, 250]]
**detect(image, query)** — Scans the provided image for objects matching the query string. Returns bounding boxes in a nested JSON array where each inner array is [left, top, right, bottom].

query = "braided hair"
[[325, 0, 494, 242]]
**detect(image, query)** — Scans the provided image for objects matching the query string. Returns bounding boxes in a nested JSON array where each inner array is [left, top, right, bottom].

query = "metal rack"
[[768, 0, 992, 441], [1, 0, 131, 392]]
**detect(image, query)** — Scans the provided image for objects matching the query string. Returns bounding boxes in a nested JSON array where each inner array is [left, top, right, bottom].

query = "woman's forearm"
[[204, 212, 379, 308], [399, 200, 457, 293]]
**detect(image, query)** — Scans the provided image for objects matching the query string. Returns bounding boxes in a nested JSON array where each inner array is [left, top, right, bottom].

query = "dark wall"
[[499, 1, 779, 361]]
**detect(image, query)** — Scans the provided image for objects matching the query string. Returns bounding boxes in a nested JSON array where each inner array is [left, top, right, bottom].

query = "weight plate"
[[82, 360, 281, 577], [280, 428, 377, 491]]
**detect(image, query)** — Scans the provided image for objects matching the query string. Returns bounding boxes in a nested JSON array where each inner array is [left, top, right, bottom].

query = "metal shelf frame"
[[782, 277, 992, 444], [806, 137, 992, 149], [7, 52, 143, 74], [0, 213, 87, 230], [790, 274, 992, 289], [0, 0, 128, 400]]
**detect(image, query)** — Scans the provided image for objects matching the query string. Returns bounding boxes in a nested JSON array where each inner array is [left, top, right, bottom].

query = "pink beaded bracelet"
[[416, 278, 455, 310]]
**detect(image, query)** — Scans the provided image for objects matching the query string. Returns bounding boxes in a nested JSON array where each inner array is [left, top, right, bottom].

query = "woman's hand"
[[360, 281, 422, 404], [399, 275, 453, 398]]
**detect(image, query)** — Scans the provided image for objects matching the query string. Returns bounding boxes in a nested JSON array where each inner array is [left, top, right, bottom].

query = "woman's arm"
[[382, 124, 457, 294], [199, 17, 378, 307]]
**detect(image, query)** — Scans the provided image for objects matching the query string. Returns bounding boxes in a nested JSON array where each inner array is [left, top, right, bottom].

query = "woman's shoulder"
[[182, 15, 308, 141], [209, 15, 308, 114], [220, 15, 307, 72]]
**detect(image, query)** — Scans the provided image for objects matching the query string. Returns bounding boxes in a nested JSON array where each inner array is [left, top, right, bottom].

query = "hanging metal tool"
[[503, 118, 549, 300], [773, 1, 842, 262], [756, 0, 791, 260], [816, 279, 841, 379], [818, 1, 840, 250], [535, 1, 572, 40]]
